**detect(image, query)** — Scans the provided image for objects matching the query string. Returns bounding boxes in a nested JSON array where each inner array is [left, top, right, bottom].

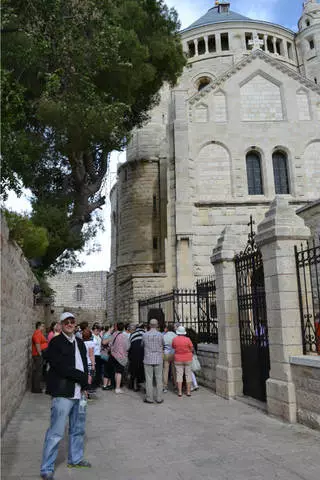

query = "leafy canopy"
[[1, 0, 186, 274]]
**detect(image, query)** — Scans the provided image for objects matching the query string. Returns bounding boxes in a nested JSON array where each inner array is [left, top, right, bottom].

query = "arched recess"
[[303, 141, 320, 199], [195, 143, 232, 199], [296, 88, 311, 120]]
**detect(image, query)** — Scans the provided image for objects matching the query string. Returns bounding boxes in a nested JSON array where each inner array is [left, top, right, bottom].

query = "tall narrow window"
[[198, 38, 205, 55], [246, 151, 263, 195], [153, 195, 157, 214], [287, 42, 293, 60], [221, 33, 229, 51], [76, 284, 83, 302], [208, 35, 216, 52], [272, 151, 289, 194], [188, 41, 195, 58]]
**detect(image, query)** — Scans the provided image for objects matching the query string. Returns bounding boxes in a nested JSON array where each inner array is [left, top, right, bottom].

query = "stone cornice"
[[188, 49, 320, 106]]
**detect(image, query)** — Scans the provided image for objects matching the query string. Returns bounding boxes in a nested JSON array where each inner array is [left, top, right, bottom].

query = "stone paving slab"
[[1, 387, 320, 480]]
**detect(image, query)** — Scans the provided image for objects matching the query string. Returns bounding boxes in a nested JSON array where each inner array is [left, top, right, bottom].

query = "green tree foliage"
[[4, 210, 49, 259], [1, 0, 186, 272]]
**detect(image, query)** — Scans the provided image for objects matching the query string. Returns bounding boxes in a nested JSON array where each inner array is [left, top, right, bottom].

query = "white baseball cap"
[[60, 312, 75, 322]]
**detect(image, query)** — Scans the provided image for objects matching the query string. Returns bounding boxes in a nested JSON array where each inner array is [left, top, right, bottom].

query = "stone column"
[[204, 35, 209, 54], [264, 34, 268, 52], [211, 226, 243, 399], [194, 38, 199, 56], [216, 34, 222, 53], [273, 37, 277, 54], [256, 197, 311, 423]]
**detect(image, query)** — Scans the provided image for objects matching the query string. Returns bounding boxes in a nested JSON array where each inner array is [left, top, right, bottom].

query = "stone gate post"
[[211, 226, 243, 398], [256, 197, 311, 422]]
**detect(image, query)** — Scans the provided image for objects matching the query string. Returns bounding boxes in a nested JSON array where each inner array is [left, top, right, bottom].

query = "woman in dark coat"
[[128, 323, 145, 391]]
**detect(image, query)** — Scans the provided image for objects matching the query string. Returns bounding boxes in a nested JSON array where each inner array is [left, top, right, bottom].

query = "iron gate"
[[139, 277, 218, 343], [235, 217, 270, 402], [295, 239, 320, 355]]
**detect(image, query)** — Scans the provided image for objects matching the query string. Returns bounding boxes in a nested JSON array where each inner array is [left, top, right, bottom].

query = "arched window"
[[273, 151, 290, 194], [75, 284, 83, 302], [197, 77, 211, 91], [246, 151, 263, 195]]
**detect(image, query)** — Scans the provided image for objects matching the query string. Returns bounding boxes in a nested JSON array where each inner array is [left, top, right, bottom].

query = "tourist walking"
[[142, 319, 164, 404], [40, 312, 91, 479], [109, 322, 129, 394], [48, 322, 61, 344], [101, 324, 114, 390], [172, 326, 193, 397], [186, 327, 200, 391], [92, 323, 102, 388], [128, 323, 145, 391], [31, 321, 48, 393], [163, 323, 177, 392], [82, 329, 95, 395]]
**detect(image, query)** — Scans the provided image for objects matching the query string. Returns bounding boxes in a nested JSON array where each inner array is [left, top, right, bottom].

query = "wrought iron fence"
[[138, 277, 218, 344], [295, 239, 320, 355]]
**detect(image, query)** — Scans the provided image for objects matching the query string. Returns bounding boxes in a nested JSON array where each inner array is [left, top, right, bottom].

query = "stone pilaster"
[[211, 226, 243, 399], [256, 197, 311, 422]]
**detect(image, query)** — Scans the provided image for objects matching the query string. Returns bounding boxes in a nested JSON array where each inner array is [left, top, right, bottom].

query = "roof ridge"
[[188, 49, 320, 104]]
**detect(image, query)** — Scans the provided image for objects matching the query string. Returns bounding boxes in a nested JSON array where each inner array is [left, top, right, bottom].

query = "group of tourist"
[[31, 312, 201, 479]]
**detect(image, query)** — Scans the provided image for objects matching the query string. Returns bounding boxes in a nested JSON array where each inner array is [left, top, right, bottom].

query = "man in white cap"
[[141, 318, 164, 404], [40, 312, 91, 479]]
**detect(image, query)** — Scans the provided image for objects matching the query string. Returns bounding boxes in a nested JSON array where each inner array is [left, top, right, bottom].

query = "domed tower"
[[178, 1, 299, 95], [296, 0, 320, 83]]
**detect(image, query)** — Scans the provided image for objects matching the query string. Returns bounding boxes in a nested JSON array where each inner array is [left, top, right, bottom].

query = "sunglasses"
[[62, 319, 76, 325]]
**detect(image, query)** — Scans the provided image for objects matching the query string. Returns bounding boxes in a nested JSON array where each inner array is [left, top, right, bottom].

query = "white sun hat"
[[176, 326, 186, 335]]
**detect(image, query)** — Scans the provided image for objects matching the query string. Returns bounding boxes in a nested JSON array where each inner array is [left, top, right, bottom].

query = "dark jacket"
[[44, 333, 89, 397]]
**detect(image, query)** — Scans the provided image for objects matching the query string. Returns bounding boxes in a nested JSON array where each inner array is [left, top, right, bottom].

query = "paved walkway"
[[2, 387, 320, 480]]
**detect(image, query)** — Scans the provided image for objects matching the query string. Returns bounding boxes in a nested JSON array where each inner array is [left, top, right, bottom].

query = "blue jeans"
[[40, 397, 86, 475]]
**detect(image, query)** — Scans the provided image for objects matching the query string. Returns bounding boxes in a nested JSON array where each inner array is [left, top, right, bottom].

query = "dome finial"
[[215, 1, 231, 13]]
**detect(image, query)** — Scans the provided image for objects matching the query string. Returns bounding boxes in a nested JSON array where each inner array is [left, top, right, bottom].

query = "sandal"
[[178, 393, 182, 397]]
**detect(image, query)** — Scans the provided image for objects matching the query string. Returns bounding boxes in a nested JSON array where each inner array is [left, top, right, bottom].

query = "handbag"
[[191, 353, 201, 372]]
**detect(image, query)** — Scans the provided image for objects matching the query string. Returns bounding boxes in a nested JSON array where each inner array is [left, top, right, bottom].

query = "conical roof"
[[183, 6, 251, 32]]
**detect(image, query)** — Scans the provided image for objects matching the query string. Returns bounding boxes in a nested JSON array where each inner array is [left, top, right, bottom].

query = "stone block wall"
[[196, 344, 219, 391], [48, 271, 107, 325], [290, 356, 320, 430], [1, 215, 45, 435]]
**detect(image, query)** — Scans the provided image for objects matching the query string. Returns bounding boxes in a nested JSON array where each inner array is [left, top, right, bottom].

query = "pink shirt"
[[172, 336, 193, 363], [110, 332, 129, 361], [47, 331, 55, 344]]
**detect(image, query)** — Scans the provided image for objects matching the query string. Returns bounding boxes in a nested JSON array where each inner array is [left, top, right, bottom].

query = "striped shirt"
[[130, 327, 145, 345], [142, 329, 164, 365]]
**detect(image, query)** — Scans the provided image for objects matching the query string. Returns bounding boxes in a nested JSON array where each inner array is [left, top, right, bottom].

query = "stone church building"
[[107, 1, 320, 323]]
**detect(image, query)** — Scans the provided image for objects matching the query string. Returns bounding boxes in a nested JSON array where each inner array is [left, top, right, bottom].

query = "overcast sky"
[[5, 0, 307, 272]]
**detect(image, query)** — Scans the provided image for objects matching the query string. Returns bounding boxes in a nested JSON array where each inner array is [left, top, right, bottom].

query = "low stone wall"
[[1, 215, 45, 435], [196, 344, 219, 391], [290, 356, 320, 430]]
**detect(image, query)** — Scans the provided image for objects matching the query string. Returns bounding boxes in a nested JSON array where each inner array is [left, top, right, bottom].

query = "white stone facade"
[[108, 1, 320, 323], [49, 271, 108, 324]]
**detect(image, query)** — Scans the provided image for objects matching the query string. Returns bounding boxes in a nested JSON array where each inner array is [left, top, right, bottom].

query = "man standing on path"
[[142, 319, 164, 404], [40, 312, 91, 480], [31, 321, 48, 393]]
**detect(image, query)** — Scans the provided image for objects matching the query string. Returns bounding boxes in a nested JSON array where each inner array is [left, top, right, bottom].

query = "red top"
[[32, 330, 48, 357], [172, 336, 193, 363]]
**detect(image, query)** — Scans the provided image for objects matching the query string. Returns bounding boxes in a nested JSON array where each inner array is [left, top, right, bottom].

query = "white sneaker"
[[163, 388, 168, 393], [115, 388, 124, 394], [191, 386, 199, 392]]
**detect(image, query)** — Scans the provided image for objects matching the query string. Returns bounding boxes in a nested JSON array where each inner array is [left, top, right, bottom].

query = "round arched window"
[[197, 77, 211, 91]]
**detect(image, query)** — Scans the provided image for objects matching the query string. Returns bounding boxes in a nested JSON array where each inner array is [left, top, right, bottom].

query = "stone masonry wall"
[[1, 215, 45, 435], [290, 357, 320, 430], [48, 271, 107, 325], [197, 344, 219, 391]]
